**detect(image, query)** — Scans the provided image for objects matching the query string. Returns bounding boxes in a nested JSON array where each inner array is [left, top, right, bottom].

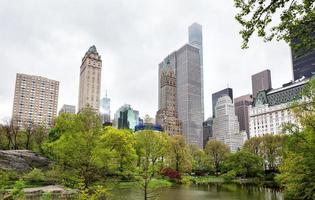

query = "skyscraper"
[[189, 23, 204, 121], [156, 52, 182, 136], [212, 88, 233, 117], [212, 95, 244, 152], [12, 73, 59, 128], [234, 94, 252, 139], [176, 44, 203, 148], [251, 69, 272, 98], [203, 117, 213, 148], [291, 41, 315, 80], [78, 45, 102, 112], [100, 92, 111, 124]]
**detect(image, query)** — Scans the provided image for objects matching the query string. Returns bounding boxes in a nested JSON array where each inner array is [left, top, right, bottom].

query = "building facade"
[[212, 95, 244, 152], [251, 69, 272, 98], [176, 44, 203, 148], [59, 104, 75, 115], [249, 79, 308, 137], [291, 33, 315, 80], [78, 45, 102, 112], [156, 52, 182, 136], [114, 104, 139, 131], [203, 117, 213, 148], [12, 73, 59, 128], [100, 92, 111, 124], [234, 94, 252, 138], [212, 88, 233, 117]]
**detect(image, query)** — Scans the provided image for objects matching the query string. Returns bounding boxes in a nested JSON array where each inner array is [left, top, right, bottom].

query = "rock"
[[0, 150, 51, 171]]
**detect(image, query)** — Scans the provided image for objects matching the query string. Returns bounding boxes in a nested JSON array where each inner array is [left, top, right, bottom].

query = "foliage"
[[234, 0, 315, 51], [78, 185, 111, 200], [95, 127, 137, 176], [204, 140, 230, 175], [10, 179, 26, 199], [23, 168, 45, 185], [43, 108, 104, 188], [276, 78, 315, 199], [160, 167, 181, 181], [223, 150, 263, 178], [244, 134, 286, 171], [189, 144, 207, 174], [134, 130, 170, 200], [222, 170, 237, 182], [167, 135, 192, 173]]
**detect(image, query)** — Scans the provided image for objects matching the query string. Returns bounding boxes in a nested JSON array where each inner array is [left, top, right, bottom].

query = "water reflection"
[[112, 182, 283, 200]]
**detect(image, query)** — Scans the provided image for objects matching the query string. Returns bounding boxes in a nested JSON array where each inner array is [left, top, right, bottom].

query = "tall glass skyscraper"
[[100, 92, 111, 123], [189, 23, 204, 122], [176, 44, 203, 148]]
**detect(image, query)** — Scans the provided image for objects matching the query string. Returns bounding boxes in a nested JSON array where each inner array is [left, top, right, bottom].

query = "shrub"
[[160, 168, 181, 181], [222, 170, 236, 182], [23, 168, 45, 185]]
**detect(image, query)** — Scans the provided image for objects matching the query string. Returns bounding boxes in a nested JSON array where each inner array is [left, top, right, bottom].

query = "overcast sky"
[[0, 0, 293, 122]]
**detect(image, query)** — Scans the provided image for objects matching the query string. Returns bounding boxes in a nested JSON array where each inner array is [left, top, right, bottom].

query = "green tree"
[[189, 144, 207, 173], [276, 78, 315, 199], [205, 140, 230, 176], [134, 130, 169, 200], [96, 127, 137, 175], [224, 150, 263, 178], [44, 107, 104, 188], [234, 0, 315, 51], [168, 135, 192, 173], [243, 136, 262, 155]]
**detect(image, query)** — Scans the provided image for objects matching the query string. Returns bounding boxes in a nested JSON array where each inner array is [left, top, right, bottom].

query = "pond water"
[[113, 183, 283, 200]]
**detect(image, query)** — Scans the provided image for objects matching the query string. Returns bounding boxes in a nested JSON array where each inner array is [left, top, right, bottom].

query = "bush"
[[23, 168, 45, 185], [160, 168, 181, 181], [222, 170, 236, 182]]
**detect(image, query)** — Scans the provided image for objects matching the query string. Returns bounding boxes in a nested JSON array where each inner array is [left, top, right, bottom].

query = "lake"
[[112, 182, 283, 200]]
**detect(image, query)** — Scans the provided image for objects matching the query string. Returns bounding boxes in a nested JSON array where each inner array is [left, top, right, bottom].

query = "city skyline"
[[0, 0, 293, 122]]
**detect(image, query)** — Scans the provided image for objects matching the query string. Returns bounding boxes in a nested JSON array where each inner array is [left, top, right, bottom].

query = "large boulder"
[[0, 150, 51, 171]]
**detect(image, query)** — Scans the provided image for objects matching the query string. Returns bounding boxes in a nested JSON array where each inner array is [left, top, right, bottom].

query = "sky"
[[0, 0, 293, 122]]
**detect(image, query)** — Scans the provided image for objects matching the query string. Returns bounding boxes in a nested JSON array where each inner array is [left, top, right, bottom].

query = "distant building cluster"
[[8, 22, 315, 151]]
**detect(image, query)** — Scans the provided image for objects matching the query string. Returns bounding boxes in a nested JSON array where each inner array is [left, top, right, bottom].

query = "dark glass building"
[[212, 88, 233, 117], [292, 47, 315, 80], [202, 117, 213, 148]]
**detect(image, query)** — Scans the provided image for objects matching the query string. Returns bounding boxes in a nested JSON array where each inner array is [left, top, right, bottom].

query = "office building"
[[114, 104, 139, 131], [176, 44, 203, 148], [291, 32, 315, 80], [212, 88, 233, 117], [156, 52, 182, 136], [203, 117, 213, 148], [251, 69, 272, 98], [212, 95, 244, 152], [59, 104, 75, 115], [12, 73, 59, 128], [234, 94, 252, 138], [100, 92, 111, 124], [78, 45, 102, 112], [249, 79, 308, 137]]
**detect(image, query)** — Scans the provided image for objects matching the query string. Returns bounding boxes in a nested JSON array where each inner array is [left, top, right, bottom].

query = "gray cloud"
[[0, 0, 292, 122]]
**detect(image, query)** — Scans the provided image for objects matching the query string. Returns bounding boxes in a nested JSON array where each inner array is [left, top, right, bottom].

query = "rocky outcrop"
[[0, 150, 51, 171]]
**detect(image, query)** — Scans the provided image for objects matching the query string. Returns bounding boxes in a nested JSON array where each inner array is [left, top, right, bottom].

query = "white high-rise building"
[[78, 45, 102, 112], [212, 95, 245, 152]]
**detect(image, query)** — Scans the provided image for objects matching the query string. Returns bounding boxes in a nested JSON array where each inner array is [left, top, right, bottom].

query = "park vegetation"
[[1, 79, 315, 199]]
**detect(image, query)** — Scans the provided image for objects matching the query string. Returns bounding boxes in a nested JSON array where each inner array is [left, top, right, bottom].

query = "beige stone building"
[[12, 73, 59, 128], [156, 53, 182, 136], [78, 45, 102, 112]]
